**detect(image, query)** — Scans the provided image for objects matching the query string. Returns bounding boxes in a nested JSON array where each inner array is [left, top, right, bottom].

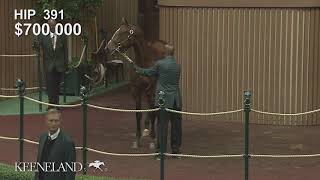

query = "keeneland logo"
[[88, 160, 105, 171], [15, 162, 83, 172], [15, 160, 107, 172]]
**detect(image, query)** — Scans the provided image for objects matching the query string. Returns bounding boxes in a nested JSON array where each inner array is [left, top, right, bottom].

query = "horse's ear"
[[121, 17, 128, 25]]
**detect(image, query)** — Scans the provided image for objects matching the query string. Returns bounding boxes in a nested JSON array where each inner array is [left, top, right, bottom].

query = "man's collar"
[[50, 31, 56, 36], [48, 128, 60, 140]]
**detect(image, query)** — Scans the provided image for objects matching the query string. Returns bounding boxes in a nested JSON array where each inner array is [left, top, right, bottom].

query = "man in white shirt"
[[34, 109, 76, 180]]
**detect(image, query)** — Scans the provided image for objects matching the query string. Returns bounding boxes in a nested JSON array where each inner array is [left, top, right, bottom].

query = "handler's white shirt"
[[48, 128, 60, 140]]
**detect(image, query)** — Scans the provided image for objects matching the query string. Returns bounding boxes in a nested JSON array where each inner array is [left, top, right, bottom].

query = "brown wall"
[[97, 0, 138, 35], [0, 0, 37, 95], [159, 0, 320, 8], [159, 7, 320, 125], [139, 0, 160, 41], [0, 0, 138, 95]]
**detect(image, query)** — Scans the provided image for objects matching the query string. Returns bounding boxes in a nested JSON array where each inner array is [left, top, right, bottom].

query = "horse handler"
[[131, 41, 182, 158]]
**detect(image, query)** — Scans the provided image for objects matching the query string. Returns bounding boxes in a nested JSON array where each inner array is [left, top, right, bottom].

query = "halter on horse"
[[105, 20, 137, 61]]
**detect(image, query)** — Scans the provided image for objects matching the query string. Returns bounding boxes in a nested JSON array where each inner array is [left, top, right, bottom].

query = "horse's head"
[[105, 17, 142, 56]]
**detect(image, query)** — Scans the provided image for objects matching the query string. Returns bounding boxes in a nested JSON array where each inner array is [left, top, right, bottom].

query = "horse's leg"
[[145, 94, 156, 149], [148, 110, 157, 150], [142, 100, 150, 137], [143, 101, 155, 138], [150, 111, 156, 140], [142, 115, 150, 137], [132, 94, 142, 149]]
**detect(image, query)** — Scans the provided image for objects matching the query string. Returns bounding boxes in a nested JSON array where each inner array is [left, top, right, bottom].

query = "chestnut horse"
[[103, 18, 165, 148]]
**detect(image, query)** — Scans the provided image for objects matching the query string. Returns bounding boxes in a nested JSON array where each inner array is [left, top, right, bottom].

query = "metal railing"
[[1, 81, 320, 180]]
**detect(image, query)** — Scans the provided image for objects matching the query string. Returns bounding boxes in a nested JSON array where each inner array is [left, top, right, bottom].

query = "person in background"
[[34, 19, 68, 110]]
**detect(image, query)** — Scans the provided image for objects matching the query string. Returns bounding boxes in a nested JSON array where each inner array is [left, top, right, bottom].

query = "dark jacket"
[[34, 130, 76, 180], [134, 56, 182, 108], [35, 34, 68, 72]]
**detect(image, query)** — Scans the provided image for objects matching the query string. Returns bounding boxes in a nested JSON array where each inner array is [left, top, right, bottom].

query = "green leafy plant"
[[35, 0, 103, 23]]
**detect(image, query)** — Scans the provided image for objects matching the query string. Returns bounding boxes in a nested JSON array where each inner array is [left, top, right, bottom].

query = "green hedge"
[[0, 163, 34, 180], [0, 163, 146, 180]]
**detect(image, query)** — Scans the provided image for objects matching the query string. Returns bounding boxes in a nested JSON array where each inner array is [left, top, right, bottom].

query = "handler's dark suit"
[[134, 56, 182, 153], [34, 130, 76, 180], [35, 33, 68, 106]]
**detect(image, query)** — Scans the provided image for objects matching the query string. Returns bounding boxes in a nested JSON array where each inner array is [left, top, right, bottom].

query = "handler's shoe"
[[142, 129, 150, 137]]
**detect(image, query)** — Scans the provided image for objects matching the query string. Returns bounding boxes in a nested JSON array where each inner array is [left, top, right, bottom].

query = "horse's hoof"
[[131, 141, 139, 149], [149, 142, 155, 150], [142, 129, 150, 137]]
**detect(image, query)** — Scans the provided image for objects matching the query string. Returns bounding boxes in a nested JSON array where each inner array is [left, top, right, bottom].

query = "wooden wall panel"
[[159, 7, 320, 125], [0, 0, 37, 95], [159, 0, 320, 8]]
